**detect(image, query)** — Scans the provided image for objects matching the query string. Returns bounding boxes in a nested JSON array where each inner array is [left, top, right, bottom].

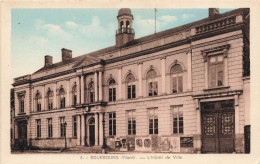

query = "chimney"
[[61, 48, 72, 61], [45, 55, 53, 66], [209, 8, 219, 18]]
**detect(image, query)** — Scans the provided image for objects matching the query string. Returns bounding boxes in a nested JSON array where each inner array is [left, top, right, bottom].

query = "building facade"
[[12, 8, 250, 153]]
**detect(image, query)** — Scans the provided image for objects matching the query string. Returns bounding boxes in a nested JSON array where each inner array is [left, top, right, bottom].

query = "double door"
[[201, 100, 235, 153]]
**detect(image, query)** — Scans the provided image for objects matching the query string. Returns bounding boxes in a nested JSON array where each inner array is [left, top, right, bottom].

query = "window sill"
[[203, 86, 230, 91]]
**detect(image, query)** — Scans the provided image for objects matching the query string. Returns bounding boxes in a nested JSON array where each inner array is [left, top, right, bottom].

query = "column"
[[203, 53, 208, 89], [138, 62, 143, 98], [118, 67, 122, 100], [42, 85, 45, 110], [187, 50, 192, 91], [94, 72, 98, 102], [161, 57, 166, 95], [27, 119, 30, 145], [99, 71, 103, 102], [31, 87, 34, 112], [77, 115, 81, 145], [235, 95, 240, 135], [95, 113, 99, 146], [195, 99, 201, 153], [53, 82, 57, 109], [76, 76, 80, 105], [99, 113, 104, 146], [81, 115, 85, 146], [81, 75, 84, 104], [66, 79, 70, 107]]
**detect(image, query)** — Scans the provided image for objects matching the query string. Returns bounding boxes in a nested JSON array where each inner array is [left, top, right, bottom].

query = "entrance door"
[[88, 117, 95, 146], [201, 100, 235, 153], [17, 121, 27, 149]]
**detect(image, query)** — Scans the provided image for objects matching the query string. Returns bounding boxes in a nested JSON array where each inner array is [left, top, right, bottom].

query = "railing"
[[195, 15, 237, 34], [116, 28, 135, 35]]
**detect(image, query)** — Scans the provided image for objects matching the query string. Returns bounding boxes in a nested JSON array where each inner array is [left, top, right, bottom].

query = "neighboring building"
[[10, 88, 15, 148], [12, 8, 250, 153]]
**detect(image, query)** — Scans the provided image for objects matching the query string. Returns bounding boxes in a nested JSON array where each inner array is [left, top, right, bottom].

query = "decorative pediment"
[[73, 56, 101, 68]]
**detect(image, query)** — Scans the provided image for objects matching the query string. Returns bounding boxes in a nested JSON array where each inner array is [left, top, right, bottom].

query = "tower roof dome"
[[118, 8, 132, 17]]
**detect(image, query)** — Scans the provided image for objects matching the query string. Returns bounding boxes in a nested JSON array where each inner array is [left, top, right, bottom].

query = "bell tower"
[[116, 8, 135, 47]]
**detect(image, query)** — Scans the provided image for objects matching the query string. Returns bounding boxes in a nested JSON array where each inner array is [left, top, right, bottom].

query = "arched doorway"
[[88, 117, 95, 146]]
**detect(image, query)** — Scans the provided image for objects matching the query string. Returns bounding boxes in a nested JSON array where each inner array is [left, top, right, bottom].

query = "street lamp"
[[64, 122, 67, 149]]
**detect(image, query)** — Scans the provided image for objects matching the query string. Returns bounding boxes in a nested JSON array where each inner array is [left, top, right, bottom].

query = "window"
[[146, 69, 158, 96], [47, 89, 53, 110], [47, 118, 53, 138], [60, 117, 65, 137], [109, 112, 116, 135], [172, 105, 183, 134], [108, 78, 116, 101], [170, 64, 183, 93], [19, 96, 25, 113], [36, 119, 41, 138], [58, 86, 66, 109], [72, 116, 77, 137], [208, 54, 224, 88], [127, 110, 136, 135], [88, 81, 95, 103], [35, 91, 41, 112], [126, 73, 136, 99], [72, 85, 77, 106], [148, 108, 158, 134]]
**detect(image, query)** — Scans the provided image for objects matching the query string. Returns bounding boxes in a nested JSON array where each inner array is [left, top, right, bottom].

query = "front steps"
[[66, 146, 103, 153]]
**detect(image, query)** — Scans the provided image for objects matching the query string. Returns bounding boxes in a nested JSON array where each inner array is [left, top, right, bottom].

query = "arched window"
[[146, 69, 158, 96], [47, 89, 53, 110], [58, 86, 66, 108], [72, 85, 77, 106], [108, 78, 116, 101], [126, 73, 136, 99], [126, 21, 130, 33], [88, 81, 95, 103], [170, 64, 183, 93], [120, 21, 124, 29], [35, 90, 42, 112]]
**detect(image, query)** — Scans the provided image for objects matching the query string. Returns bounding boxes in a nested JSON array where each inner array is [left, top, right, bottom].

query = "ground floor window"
[[47, 118, 53, 138], [109, 112, 116, 135], [171, 105, 183, 134], [72, 116, 77, 137], [36, 119, 41, 138], [127, 110, 136, 135], [148, 108, 158, 134], [59, 117, 65, 137]]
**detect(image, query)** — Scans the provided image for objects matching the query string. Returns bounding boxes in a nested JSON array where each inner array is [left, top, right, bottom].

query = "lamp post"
[[64, 122, 67, 149]]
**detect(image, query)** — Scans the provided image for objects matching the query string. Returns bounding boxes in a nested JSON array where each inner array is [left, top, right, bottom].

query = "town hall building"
[[12, 8, 250, 153]]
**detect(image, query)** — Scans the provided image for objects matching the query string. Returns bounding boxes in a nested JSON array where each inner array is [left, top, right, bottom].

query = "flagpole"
[[154, 8, 157, 34]]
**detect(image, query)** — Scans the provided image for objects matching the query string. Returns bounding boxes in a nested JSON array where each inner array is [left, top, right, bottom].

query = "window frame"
[[19, 96, 25, 113], [127, 110, 136, 135], [208, 54, 224, 88], [47, 118, 53, 138], [47, 89, 53, 110], [109, 112, 116, 136], [170, 64, 183, 94], [88, 81, 95, 103], [72, 85, 77, 106], [59, 117, 65, 138], [148, 108, 158, 135], [125, 73, 136, 99], [108, 78, 116, 102], [146, 69, 158, 97], [72, 116, 77, 138], [171, 105, 184, 135], [36, 119, 41, 138], [35, 91, 42, 112], [58, 87, 66, 109]]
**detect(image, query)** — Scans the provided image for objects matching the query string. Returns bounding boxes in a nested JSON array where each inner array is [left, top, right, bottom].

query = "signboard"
[[180, 137, 193, 147]]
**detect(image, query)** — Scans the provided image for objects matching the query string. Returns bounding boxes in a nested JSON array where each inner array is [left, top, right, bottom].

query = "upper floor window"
[[202, 44, 230, 89], [88, 81, 95, 103], [126, 73, 136, 99], [146, 69, 158, 96], [108, 78, 116, 101], [148, 108, 158, 134], [18, 94, 25, 113], [170, 64, 183, 93], [35, 90, 42, 112], [127, 110, 136, 135], [72, 85, 77, 106], [208, 54, 224, 88], [58, 86, 66, 109], [47, 89, 53, 110], [171, 105, 183, 134]]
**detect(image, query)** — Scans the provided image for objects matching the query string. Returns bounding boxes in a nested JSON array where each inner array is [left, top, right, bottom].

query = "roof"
[[33, 8, 249, 74]]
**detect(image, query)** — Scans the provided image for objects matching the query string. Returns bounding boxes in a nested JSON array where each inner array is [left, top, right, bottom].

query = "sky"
[[11, 8, 233, 80]]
